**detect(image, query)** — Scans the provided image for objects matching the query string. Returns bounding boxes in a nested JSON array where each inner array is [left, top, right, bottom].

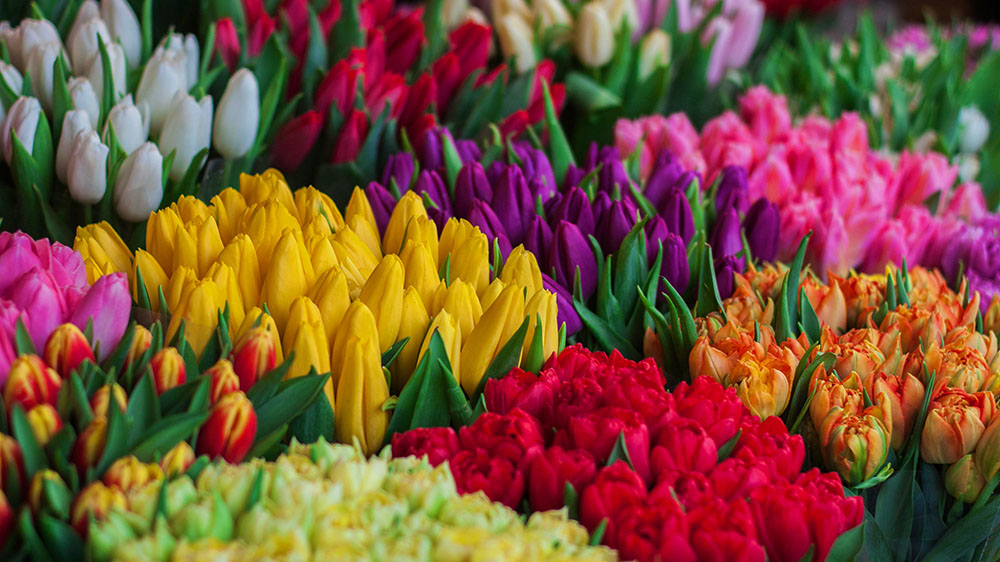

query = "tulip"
[[196, 391, 257, 463], [0, 61, 23, 118], [359, 255, 405, 353], [113, 141, 163, 222], [945, 454, 986, 503], [205, 359, 240, 404], [7, 19, 61, 71], [710, 207, 744, 260], [89, 383, 127, 418], [958, 106, 990, 154], [580, 461, 648, 545], [171, 493, 235, 543], [335, 334, 389, 456], [67, 17, 108, 73], [26, 41, 62, 112], [9, 269, 67, 352], [159, 442, 195, 477], [550, 221, 598, 300], [213, 68, 259, 159], [230, 326, 276, 391], [100, 0, 141, 68], [26, 404, 62, 446], [460, 284, 525, 395], [638, 29, 670, 80], [72, 416, 108, 472], [66, 130, 109, 204], [743, 198, 780, 263], [281, 296, 332, 403], [597, 199, 636, 252], [0, 490, 11, 546], [66, 77, 99, 128], [922, 389, 995, 465], [69, 272, 129, 360], [70, 482, 126, 535], [43, 323, 95, 377], [236, 308, 284, 365], [659, 186, 695, 245], [136, 46, 189, 135], [103, 94, 149, 155], [819, 406, 890, 486], [1, 96, 41, 164], [551, 187, 596, 236], [575, 3, 614, 68], [159, 91, 213, 181], [28, 469, 68, 515], [3, 354, 61, 412], [0, 434, 25, 492], [84, 40, 127, 102], [214, 18, 239, 70], [260, 229, 314, 332], [270, 110, 322, 171], [383, 191, 430, 256], [164, 32, 199, 87], [123, 325, 151, 369], [150, 347, 186, 395], [103, 455, 164, 493], [496, 13, 535, 73]]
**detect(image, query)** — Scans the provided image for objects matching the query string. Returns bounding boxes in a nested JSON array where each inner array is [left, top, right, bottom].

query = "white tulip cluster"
[[0, 0, 260, 224]]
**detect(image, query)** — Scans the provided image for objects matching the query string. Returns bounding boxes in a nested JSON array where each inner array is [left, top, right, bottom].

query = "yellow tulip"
[[500, 246, 543, 296], [164, 266, 198, 314], [330, 301, 379, 389], [305, 233, 340, 279], [479, 278, 507, 310], [459, 284, 525, 395], [282, 296, 333, 405], [309, 268, 351, 344], [438, 219, 478, 268], [345, 187, 378, 236], [419, 310, 462, 386], [440, 280, 483, 342], [295, 186, 344, 233], [427, 280, 449, 315], [334, 334, 389, 456], [345, 189, 383, 260], [240, 169, 297, 220], [170, 195, 211, 223], [358, 254, 405, 353], [523, 290, 558, 361], [402, 216, 439, 265], [238, 307, 284, 364], [217, 234, 262, 309], [206, 262, 246, 334], [332, 229, 379, 297], [210, 187, 248, 244], [145, 208, 184, 271], [383, 192, 428, 255], [241, 199, 300, 272], [166, 277, 226, 358], [74, 222, 133, 283], [173, 216, 224, 277], [448, 228, 490, 297], [392, 287, 430, 393], [132, 249, 168, 311], [260, 229, 315, 333], [400, 241, 440, 311]]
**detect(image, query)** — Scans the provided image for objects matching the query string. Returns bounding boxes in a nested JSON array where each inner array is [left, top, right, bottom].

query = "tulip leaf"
[[459, 74, 506, 139], [247, 423, 288, 460], [565, 72, 622, 113], [613, 222, 648, 318], [184, 455, 210, 481], [96, 36, 115, 126], [31, 184, 71, 245], [68, 373, 94, 428], [301, 7, 328, 100], [246, 468, 266, 511], [874, 466, 915, 561], [522, 317, 546, 374], [10, 406, 47, 479], [14, 317, 36, 355], [41, 478, 72, 521], [796, 545, 816, 562], [563, 482, 580, 520], [472, 316, 532, 401], [541, 78, 575, 185], [381, 337, 410, 369], [919, 494, 1000, 561], [288, 392, 335, 445], [37, 514, 84, 562], [798, 289, 822, 345], [694, 243, 726, 319], [575, 299, 640, 359], [437, 358, 474, 428], [250, 54, 288, 162], [716, 429, 742, 463], [254, 373, 330, 440], [159, 378, 204, 416], [130, 411, 208, 463], [588, 518, 607, 546], [329, 0, 364, 61], [51, 53, 71, 143], [0, 62, 18, 109], [18, 510, 54, 562], [186, 377, 212, 416], [95, 398, 133, 477], [606, 432, 635, 470], [246, 353, 295, 406]]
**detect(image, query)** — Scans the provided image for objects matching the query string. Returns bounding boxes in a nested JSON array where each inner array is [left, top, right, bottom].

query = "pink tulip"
[[860, 219, 909, 272], [9, 269, 67, 352], [830, 113, 869, 160], [739, 85, 791, 146], [944, 182, 987, 222], [892, 151, 958, 212], [0, 232, 43, 298], [69, 272, 129, 361], [726, 1, 764, 70], [615, 114, 705, 181], [0, 300, 21, 381], [0, 232, 86, 298], [703, 18, 733, 86], [700, 111, 756, 179], [748, 152, 796, 205]]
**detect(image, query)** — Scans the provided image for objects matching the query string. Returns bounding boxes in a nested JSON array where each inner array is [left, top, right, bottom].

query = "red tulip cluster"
[[392, 345, 863, 562]]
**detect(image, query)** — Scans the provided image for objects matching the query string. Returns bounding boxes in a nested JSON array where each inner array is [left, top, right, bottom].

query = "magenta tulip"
[[69, 273, 130, 360]]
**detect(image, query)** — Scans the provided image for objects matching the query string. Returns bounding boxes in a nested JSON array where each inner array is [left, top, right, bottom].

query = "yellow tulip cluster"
[[74, 170, 559, 454]]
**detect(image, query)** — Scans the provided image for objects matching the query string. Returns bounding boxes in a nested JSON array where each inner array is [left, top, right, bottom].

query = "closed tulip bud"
[[104, 455, 164, 493], [136, 46, 188, 134], [0, 61, 23, 116], [150, 348, 186, 395], [158, 91, 212, 180], [44, 323, 95, 376], [56, 109, 92, 184], [131, 250, 167, 310], [66, 130, 109, 205], [72, 416, 108, 472], [169, 277, 226, 359], [946, 454, 986, 503], [460, 285, 525, 395], [196, 391, 257, 463], [159, 442, 195, 477], [575, 3, 614, 68], [392, 288, 431, 392], [67, 76, 100, 128], [71, 482, 126, 535], [382, 191, 429, 255], [236, 308, 283, 364], [534, 0, 572, 32], [100, 0, 140, 67], [523, 291, 558, 360], [206, 263, 245, 332], [7, 19, 60, 71], [282, 296, 332, 402], [143, 208, 182, 270], [501, 246, 544, 296], [335, 335, 389, 456], [260, 229, 314, 332], [450, 232, 491, 298], [205, 359, 240, 404], [331, 301, 380, 387], [309, 269, 351, 344], [419, 310, 462, 383], [104, 95, 149, 155], [213, 68, 259, 159], [28, 469, 66, 514], [550, 220, 598, 300], [359, 255, 405, 353], [26, 404, 62, 446], [0, 489, 12, 546], [4, 355, 61, 412], [26, 41, 62, 112], [819, 406, 890, 486], [113, 141, 162, 222], [441, 281, 483, 341], [230, 326, 276, 392], [216, 235, 260, 307], [1, 96, 41, 164], [496, 14, 535, 73], [0, 434, 25, 492], [67, 15, 109, 71], [400, 242, 439, 311], [124, 325, 151, 369], [84, 38, 126, 102], [638, 29, 670, 80], [90, 383, 127, 418]]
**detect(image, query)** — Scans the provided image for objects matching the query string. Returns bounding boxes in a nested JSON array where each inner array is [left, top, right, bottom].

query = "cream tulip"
[[67, 77, 100, 128], [103, 94, 149, 155], [100, 0, 141, 68], [496, 14, 536, 74], [67, 15, 110, 71], [136, 45, 189, 135], [212, 68, 259, 160], [7, 19, 61, 71], [113, 142, 163, 222], [56, 109, 93, 183], [26, 41, 62, 112], [574, 3, 614, 68], [84, 38, 127, 101], [1, 96, 41, 163], [158, 91, 213, 181], [67, 130, 108, 204]]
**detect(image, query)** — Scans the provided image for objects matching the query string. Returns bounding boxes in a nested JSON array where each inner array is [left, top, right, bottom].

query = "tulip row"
[[82, 439, 614, 561], [392, 345, 864, 562]]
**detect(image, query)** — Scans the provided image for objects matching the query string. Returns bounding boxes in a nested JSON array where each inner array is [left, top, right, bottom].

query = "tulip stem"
[[83, 204, 92, 226]]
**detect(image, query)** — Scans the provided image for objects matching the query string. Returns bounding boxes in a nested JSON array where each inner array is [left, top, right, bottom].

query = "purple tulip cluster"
[[0, 231, 131, 382], [936, 215, 1000, 313]]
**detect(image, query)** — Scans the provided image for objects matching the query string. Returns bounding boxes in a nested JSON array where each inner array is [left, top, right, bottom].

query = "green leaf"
[[40, 477, 72, 520], [606, 431, 635, 470], [693, 243, 725, 318], [140, 0, 152, 63], [246, 353, 295, 406], [716, 429, 742, 463], [589, 518, 608, 546], [384, 330, 462, 443], [541, 78, 575, 184], [96, 36, 115, 126], [522, 317, 546, 374], [381, 337, 409, 369], [18, 510, 55, 562], [11, 406, 47, 478], [127, 373, 160, 443], [798, 288, 822, 344], [15, 317, 36, 355], [37, 514, 84, 562], [95, 399, 132, 476], [471, 316, 531, 401], [51, 53, 71, 143], [920, 494, 1000, 561], [875, 466, 915, 560], [130, 412, 208, 463], [563, 482, 580, 520], [565, 71, 622, 112], [441, 131, 463, 193], [288, 391, 335, 444], [247, 423, 287, 459], [254, 373, 331, 440]]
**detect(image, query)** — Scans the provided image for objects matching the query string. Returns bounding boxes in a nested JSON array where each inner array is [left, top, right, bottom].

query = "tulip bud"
[[0, 489, 12, 547], [958, 106, 990, 154], [4, 355, 61, 412], [0, 434, 25, 492], [113, 141, 163, 222], [440, 280, 483, 341], [103, 94, 149, 155], [28, 469, 67, 514], [523, 290, 558, 361], [1, 96, 42, 164], [282, 297, 332, 403], [67, 76, 100, 128], [159, 442, 195, 477], [236, 308, 283, 365], [549, 221, 598, 300], [496, 14, 536, 73], [392, 288, 431, 392], [205, 359, 240, 404], [158, 90, 213, 181], [70, 482, 127, 535], [66, 130, 109, 204], [638, 29, 670, 80], [212, 68, 259, 159], [0, 60, 23, 117], [230, 326, 276, 392], [359, 255, 405, 353], [26, 404, 62, 446], [72, 416, 108, 472], [460, 284, 525, 395], [819, 406, 890, 486], [150, 348, 186, 395], [6, 19, 60, 71], [84, 39, 127, 102], [335, 334, 389, 456], [90, 383, 127, 418], [946, 454, 986, 503], [67, 15, 110, 71], [44, 323, 95, 377], [26, 42, 62, 112], [533, 0, 572, 33], [124, 325, 152, 368], [136, 46, 189, 135], [309, 269, 351, 344], [196, 391, 257, 463], [100, 0, 141, 68], [171, 493, 234, 543], [575, 3, 614, 68], [164, 32, 199, 87], [974, 416, 1000, 482], [104, 456, 164, 495]]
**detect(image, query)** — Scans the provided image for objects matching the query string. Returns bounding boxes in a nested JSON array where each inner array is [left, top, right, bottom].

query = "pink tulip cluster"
[[0, 232, 130, 383], [616, 86, 986, 277]]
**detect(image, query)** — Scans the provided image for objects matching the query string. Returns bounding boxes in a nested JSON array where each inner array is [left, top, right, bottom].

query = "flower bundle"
[[392, 345, 863, 561]]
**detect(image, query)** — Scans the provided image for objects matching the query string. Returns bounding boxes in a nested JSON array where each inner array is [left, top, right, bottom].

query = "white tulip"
[[497, 14, 536, 73], [158, 90, 213, 181], [212, 68, 259, 159], [73, 1, 102, 28], [85, 39, 127, 102], [67, 77, 100, 129], [164, 32, 199, 87], [7, 19, 61, 71], [26, 41, 63, 112], [574, 3, 613, 69], [1, 96, 42, 163], [113, 141, 163, 222], [100, 0, 141, 68], [103, 94, 149, 154], [67, 130, 108, 204], [638, 30, 670, 81], [136, 45, 188, 135], [601, 0, 637, 33], [0, 61, 24, 127], [67, 16, 110, 71], [958, 106, 990, 154], [56, 109, 92, 183], [442, 0, 470, 29]]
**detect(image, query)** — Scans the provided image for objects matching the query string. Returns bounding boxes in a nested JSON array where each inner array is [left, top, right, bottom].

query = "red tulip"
[[449, 22, 491, 82], [449, 449, 525, 509], [230, 326, 276, 391], [359, 0, 392, 30], [43, 323, 95, 377], [89, 383, 127, 419], [499, 109, 530, 140], [123, 325, 152, 370], [196, 391, 257, 463], [365, 72, 407, 120], [214, 17, 240, 71], [384, 10, 424, 74], [331, 109, 369, 164], [615, 502, 695, 562], [579, 461, 648, 546], [315, 60, 361, 120], [399, 73, 435, 131], [150, 348, 186, 395], [72, 417, 108, 473], [457, 409, 545, 467], [3, 355, 61, 413], [270, 110, 323, 171], [650, 418, 718, 484], [528, 446, 597, 511], [0, 489, 12, 548], [0, 434, 25, 492], [556, 406, 651, 483], [244, 0, 276, 56], [431, 53, 461, 111], [362, 31, 387, 89], [484, 367, 560, 426], [390, 426, 460, 466], [205, 359, 240, 404]]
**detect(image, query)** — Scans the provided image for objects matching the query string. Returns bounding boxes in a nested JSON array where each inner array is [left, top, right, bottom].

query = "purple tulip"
[[644, 151, 684, 209], [598, 154, 632, 195], [714, 255, 743, 300], [661, 232, 690, 293], [597, 199, 637, 252], [710, 207, 744, 259], [492, 166, 534, 245], [645, 216, 670, 263], [69, 272, 129, 360], [563, 164, 587, 191], [382, 153, 415, 193], [455, 139, 482, 164], [365, 182, 397, 235], [542, 273, 582, 335], [743, 198, 780, 262], [513, 142, 557, 200], [486, 160, 505, 184], [469, 200, 513, 257], [660, 187, 694, 245], [524, 215, 554, 260], [421, 129, 443, 171], [10, 268, 67, 352], [454, 162, 493, 218], [551, 187, 596, 237], [714, 165, 749, 215], [550, 221, 598, 300], [592, 191, 612, 225], [414, 170, 452, 217]]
